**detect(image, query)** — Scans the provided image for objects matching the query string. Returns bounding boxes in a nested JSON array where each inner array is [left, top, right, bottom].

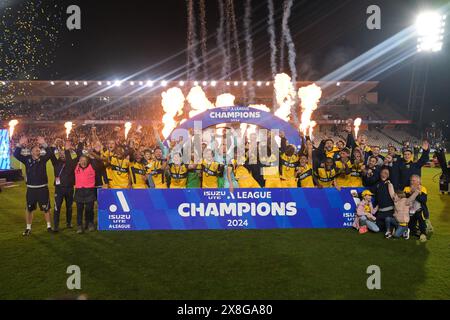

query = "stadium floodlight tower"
[[408, 10, 446, 131], [416, 11, 446, 52]]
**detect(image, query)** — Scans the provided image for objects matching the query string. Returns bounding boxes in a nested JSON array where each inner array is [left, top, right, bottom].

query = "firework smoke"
[[8, 119, 18, 139], [187, 86, 214, 118], [161, 87, 186, 139], [216, 93, 236, 107], [274, 73, 296, 122], [266, 0, 278, 77], [281, 0, 297, 83], [124, 122, 132, 140], [298, 83, 322, 136], [354, 118, 362, 139], [244, 0, 255, 102], [64, 122, 73, 139]]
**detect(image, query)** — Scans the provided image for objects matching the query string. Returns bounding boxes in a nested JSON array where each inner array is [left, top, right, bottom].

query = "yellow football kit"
[[230, 159, 260, 188], [297, 164, 315, 188], [201, 160, 222, 188], [168, 163, 189, 189], [108, 156, 130, 189], [260, 154, 282, 188], [147, 159, 167, 189], [335, 160, 352, 187], [129, 162, 148, 189], [349, 163, 364, 187], [316, 167, 337, 188], [280, 153, 299, 188]]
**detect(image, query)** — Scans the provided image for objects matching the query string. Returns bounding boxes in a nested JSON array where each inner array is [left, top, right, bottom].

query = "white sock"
[[26, 224, 32, 230], [47, 222, 51, 228]]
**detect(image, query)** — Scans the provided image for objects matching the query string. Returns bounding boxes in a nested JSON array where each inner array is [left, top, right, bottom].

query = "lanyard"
[[57, 164, 66, 178]]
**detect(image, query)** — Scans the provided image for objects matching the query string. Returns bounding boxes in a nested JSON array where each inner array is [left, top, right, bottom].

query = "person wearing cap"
[[353, 190, 380, 234], [397, 140, 430, 190]]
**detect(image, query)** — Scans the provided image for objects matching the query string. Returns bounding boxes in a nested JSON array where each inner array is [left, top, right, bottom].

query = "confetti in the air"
[[0, 0, 62, 107]]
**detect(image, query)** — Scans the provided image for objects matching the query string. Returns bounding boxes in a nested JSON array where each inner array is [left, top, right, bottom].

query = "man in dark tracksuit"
[[397, 141, 430, 190], [14, 136, 53, 236], [49, 141, 79, 232], [370, 167, 395, 233]]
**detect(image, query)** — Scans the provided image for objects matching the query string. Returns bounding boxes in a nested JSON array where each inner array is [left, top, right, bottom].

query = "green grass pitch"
[[0, 157, 449, 300]]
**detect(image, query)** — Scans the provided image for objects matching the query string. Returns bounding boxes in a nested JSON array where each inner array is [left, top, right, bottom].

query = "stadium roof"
[[0, 80, 379, 98]]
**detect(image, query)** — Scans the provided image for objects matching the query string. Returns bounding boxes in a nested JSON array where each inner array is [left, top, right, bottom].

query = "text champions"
[[178, 201, 297, 217]]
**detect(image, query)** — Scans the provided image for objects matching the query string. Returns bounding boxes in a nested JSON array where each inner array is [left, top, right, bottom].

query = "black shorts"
[[26, 187, 51, 212]]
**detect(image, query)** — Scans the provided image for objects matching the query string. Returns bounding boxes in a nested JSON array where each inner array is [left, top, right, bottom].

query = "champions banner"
[[98, 188, 362, 231]]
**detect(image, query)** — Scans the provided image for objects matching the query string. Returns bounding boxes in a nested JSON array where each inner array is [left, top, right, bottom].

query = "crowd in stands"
[[1, 97, 164, 121]]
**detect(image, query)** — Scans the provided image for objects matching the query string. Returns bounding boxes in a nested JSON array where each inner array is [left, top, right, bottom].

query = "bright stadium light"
[[266, 81, 271, 86], [416, 11, 446, 52], [74, 81, 79, 86], [161, 80, 167, 87], [83, 81, 88, 86], [211, 81, 217, 87], [107, 81, 111, 86], [202, 81, 208, 86], [50, 81, 55, 85], [130, 81, 135, 86], [234, 81, 239, 86], [243, 81, 248, 86], [179, 81, 185, 86], [65, 81, 70, 86], [226, 81, 230, 86], [114, 80, 122, 87], [257, 81, 262, 86], [147, 80, 153, 87], [194, 81, 199, 86], [139, 81, 143, 86], [98, 81, 102, 85]]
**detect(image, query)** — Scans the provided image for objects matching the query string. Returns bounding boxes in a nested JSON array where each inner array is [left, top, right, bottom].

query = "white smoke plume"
[[187, 85, 215, 118], [244, 0, 255, 102], [266, 0, 278, 77]]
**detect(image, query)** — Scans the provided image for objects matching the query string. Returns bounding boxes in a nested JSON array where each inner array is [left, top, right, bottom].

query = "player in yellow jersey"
[[349, 148, 365, 187], [315, 158, 339, 188], [335, 148, 352, 187], [147, 146, 167, 189], [201, 149, 224, 189], [129, 151, 148, 189], [168, 153, 192, 189], [102, 139, 117, 185], [280, 144, 300, 188], [227, 154, 261, 193], [260, 152, 282, 188], [297, 140, 315, 188], [106, 147, 131, 189]]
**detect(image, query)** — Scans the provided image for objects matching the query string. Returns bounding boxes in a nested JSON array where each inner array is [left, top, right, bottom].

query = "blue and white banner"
[[98, 188, 362, 231], [0, 130, 11, 170]]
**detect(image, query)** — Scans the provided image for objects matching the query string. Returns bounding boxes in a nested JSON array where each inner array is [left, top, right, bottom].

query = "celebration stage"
[[98, 188, 361, 231]]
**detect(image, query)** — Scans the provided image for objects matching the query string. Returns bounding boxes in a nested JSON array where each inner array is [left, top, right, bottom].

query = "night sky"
[[2, 0, 450, 134]]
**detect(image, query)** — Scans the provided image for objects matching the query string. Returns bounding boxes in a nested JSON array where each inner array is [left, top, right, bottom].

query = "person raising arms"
[[296, 139, 316, 188], [14, 136, 53, 236]]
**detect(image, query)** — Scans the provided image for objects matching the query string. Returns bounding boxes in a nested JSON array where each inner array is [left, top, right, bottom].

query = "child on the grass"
[[354, 190, 380, 234], [385, 181, 420, 239]]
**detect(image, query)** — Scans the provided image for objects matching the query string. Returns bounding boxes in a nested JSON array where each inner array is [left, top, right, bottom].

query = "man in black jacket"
[[49, 140, 79, 232], [370, 167, 395, 235], [14, 136, 53, 236], [397, 140, 430, 190]]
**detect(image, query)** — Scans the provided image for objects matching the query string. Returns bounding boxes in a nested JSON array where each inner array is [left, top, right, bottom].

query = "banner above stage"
[[98, 188, 362, 231], [166, 106, 303, 148]]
